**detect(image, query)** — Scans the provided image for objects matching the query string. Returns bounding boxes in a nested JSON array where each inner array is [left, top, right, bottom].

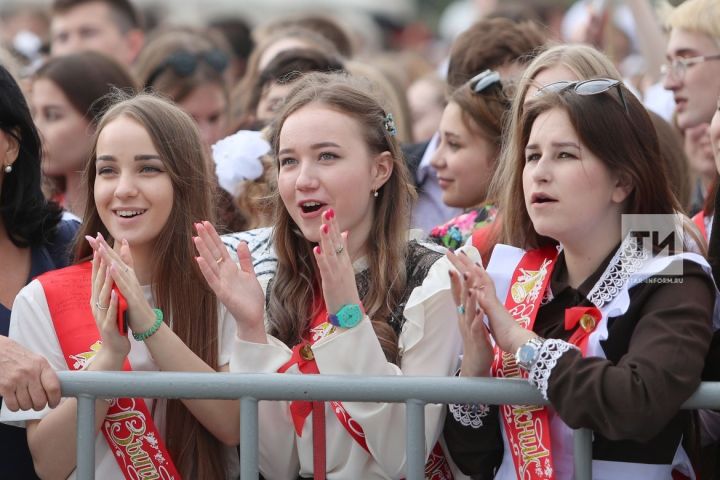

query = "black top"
[[1, 219, 79, 480], [444, 248, 714, 477]]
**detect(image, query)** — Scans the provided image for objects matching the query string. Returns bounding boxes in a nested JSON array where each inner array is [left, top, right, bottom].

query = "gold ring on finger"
[[216, 256, 224, 265]]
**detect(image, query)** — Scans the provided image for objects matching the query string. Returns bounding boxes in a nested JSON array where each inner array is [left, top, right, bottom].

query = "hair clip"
[[383, 112, 397, 137]]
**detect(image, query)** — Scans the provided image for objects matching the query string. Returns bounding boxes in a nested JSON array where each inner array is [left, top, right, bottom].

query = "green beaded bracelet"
[[132, 308, 164, 341]]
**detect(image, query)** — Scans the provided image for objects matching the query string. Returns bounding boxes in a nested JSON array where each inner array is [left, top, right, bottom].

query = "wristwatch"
[[515, 337, 545, 371], [328, 303, 364, 329]]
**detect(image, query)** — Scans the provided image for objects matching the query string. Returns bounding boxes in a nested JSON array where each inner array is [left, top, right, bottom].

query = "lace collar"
[[543, 236, 649, 309]]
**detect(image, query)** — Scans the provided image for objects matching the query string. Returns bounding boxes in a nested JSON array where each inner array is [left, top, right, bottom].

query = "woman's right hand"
[[448, 260, 494, 377], [193, 221, 267, 343], [89, 242, 130, 367]]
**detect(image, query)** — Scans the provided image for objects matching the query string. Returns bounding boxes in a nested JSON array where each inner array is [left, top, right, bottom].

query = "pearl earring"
[[3, 164, 11, 174], [372, 189, 379, 198]]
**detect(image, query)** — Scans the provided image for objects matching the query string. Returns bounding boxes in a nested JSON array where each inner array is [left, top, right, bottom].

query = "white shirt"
[[0, 280, 239, 479], [224, 229, 471, 479]]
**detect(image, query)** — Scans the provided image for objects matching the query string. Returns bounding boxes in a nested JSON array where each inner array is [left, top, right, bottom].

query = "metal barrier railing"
[[57, 371, 720, 480]]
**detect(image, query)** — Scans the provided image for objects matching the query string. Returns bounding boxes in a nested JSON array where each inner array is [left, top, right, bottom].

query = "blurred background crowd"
[[0, 0, 703, 234]]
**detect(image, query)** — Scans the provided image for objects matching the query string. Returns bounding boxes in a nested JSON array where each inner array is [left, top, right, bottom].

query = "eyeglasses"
[[660, 53, 720, 80], [536, 78, 629, 114], [469, 69, 501, 94], [144, 49, 229, 89]]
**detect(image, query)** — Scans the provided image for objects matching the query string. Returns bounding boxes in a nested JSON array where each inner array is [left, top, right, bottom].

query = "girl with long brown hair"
[[444, 80, 715, 479], [2, 93, 239, 479], [194, 72, 464, 479]]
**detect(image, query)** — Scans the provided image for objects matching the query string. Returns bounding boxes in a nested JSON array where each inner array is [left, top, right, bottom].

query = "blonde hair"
[[665, 0, 720, 47]]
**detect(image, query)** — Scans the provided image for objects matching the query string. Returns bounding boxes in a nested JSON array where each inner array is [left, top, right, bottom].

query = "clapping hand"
[[446, 250, 535, 376], [90, 234, 159, 344], [193, 221, 266, 343], [87, 234, 130, 367], [313, 209, 361, 316]]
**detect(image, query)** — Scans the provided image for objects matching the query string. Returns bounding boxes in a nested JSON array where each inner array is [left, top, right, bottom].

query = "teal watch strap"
[[328, 303, 364, 328]]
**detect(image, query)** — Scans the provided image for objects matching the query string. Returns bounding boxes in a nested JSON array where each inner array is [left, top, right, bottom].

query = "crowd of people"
[[0, 0, 719, 478]]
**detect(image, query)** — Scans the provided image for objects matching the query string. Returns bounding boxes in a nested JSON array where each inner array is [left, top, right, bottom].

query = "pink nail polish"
[[326, 208, 335, 220], [314, 246, 321, 255], [321, 224, 329, 234]]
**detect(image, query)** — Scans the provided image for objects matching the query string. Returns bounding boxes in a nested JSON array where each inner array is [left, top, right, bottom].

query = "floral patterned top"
[[428, 204, 498, 250]]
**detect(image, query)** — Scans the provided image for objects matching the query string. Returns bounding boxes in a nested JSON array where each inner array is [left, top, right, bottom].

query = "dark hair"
[[247, 48, 345, 115], [255, 14, 354, 57], [208, 17, 254, 60], [135, 28, 230, 104], [0, 65, 62, 248], [34, 51, 137, 125], [501, 81, 680, 249], [450, 75, 511, 151], [52, 0, 142, 32], [231, 26, 340, 127], [447, 17, 547, 89]]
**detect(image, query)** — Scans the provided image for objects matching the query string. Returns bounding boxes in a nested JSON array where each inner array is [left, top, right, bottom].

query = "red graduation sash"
[[278, 298, 453, 480], [37, 262, 181, 480], [490, 247, 606, 480], [490, 247, 558, 480]]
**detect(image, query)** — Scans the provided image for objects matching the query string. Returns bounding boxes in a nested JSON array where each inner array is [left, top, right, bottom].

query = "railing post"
[[240, 396, 259, 479], [573, 428, 593, 480], [76, 395, 96, 480], [406, 399, 425, 480]]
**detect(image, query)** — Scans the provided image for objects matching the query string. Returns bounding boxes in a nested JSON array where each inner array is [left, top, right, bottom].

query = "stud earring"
[[3, 164, 11, 174]]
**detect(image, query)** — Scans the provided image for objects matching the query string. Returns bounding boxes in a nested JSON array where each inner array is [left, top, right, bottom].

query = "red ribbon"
[[279, 341, 321, 435], [564, 306, 602, 355]]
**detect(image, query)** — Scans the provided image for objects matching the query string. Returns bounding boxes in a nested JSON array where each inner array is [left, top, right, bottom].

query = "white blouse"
[[223, 228, 470, 479], [0, 279, 239, 479]]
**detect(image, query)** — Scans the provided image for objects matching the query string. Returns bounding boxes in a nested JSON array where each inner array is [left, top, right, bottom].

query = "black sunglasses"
[[144, 49, 229, 89], [469, 69, 502, 94], [536, 78, 629, 114]]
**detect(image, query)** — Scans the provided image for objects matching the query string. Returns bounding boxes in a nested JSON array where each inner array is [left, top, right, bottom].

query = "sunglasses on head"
[[469, 69, 502, 95], [144, 49, 229, 89], [535, 78, 629, 114]]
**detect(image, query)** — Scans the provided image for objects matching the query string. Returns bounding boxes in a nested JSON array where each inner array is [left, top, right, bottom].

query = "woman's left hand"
[[94, 233, 158, 336], [314, 209, 361, 315], [446, 250, 535, 355]]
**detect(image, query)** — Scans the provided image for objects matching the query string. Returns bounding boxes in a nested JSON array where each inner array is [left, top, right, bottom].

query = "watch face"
[[337, 304, 363, 328], [518, 343, 535, 364], [517, 343, 538, 366]]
